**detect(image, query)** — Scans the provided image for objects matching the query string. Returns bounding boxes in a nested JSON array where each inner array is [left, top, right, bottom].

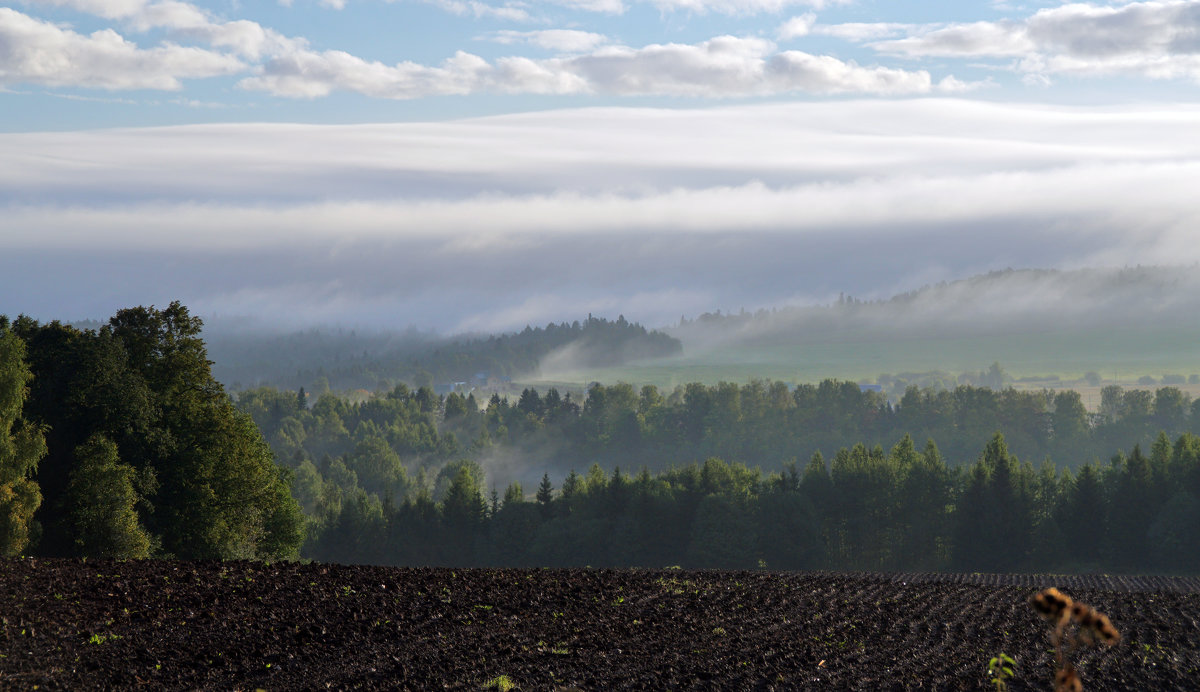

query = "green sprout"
[[987, 652, 1016, 691], [482, 674, 516, 690]]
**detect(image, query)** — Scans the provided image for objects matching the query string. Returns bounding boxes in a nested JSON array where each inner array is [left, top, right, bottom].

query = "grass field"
[[525, 323, 1200, 408]]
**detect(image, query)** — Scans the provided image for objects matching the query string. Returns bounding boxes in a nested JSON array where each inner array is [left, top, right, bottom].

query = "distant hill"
[[526, 266, 1200, 390], [671, 266, 1200, 347], [202, 314, 681, 392]]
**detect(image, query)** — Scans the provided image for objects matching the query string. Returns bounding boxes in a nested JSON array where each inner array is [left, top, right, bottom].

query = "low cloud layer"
[[3, 99, 1200, 331]]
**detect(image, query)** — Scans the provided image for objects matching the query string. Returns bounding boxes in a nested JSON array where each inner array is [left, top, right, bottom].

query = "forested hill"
[[671, 265, 1200, 345], [193, 315, 680, 392]]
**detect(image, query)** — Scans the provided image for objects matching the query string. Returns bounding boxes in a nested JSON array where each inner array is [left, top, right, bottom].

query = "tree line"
[[303, 431, 1200, 574], [233, 377, 1200, 572], [236, 376, 1200, 517]]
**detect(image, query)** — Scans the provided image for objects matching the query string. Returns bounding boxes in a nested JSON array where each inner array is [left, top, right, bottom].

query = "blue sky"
[[3, 1, 1200, 331], [5, 0, 1184, 129]]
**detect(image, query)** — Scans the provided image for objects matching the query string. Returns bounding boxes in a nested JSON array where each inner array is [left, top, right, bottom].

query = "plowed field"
[[2, 559, 1199, 690]]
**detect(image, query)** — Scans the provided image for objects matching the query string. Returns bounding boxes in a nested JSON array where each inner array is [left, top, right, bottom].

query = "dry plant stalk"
[[1031, 588, 1119, 691]]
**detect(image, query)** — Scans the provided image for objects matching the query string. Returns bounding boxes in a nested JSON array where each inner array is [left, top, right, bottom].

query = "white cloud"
[[547, 0, 626, 13], [241, 35, 944, 98], [421, 0, 534, 21], [0, 7, 244, 89], [487, 29, 610, 52], [13, 0, 950, 99], [935, 75, 989, 92], [872, 0, 1200, 82], [766, 50, 936, 94], [814, 22, 926, 42], [281, 0, 849, 15], [126, 0, 209, 30], [27, 0, 306, 59], [874, 20, 1034, 58], [28, 0, 152, 20], [565, 37, 780, 96], [777, 13, 815, 40], [645, 0, 848, 14], [239, 48, 586, 98]]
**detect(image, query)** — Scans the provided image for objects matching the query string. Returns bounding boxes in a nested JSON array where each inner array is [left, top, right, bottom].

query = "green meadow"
[[527, 323, 1200, 394]]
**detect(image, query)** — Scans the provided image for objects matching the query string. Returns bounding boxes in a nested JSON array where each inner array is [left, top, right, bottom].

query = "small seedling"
[[482, 674, 516, 691], [987, 652, 1016, 691]]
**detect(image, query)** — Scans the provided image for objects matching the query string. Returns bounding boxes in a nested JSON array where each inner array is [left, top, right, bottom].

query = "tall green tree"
[[111, 303, 304, 559], [1057, 463, 1106, 568], [954, 433, 1031, 571], [897, 437, 951, 570], [0, 323, 46, 556], [1108, 444, 1156, 570], [1052, 390, 1089, 446], [65, 434, 151, 558], [535, 472, 555, 519], [441, 463, 487, 564]]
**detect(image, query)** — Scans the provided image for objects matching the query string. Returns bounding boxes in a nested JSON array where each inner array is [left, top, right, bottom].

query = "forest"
[[4, 303, 1200, 576], [299, 429, 1200, 574], [237, 372, 1200, 490], [236, 376, 1200, 574]]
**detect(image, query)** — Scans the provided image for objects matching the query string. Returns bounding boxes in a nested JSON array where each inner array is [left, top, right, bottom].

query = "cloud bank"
[[3, 99, 1200, 330]]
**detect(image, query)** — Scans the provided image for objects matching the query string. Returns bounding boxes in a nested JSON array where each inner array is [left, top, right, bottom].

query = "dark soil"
[[2, 559, 1199, 690]]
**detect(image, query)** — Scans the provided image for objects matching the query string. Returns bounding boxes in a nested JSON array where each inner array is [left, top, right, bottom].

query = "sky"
[[3, 1, 1200, 333]]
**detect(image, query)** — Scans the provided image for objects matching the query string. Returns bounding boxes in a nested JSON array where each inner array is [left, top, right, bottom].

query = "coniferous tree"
[[536, 473, 555, 519], [442, 463, 486, 563], [1108, 444, 1155, 570], [1059, 463, 1106, 568]]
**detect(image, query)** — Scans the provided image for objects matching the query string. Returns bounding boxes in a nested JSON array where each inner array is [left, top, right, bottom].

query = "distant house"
[[859, 383, 883, 393]]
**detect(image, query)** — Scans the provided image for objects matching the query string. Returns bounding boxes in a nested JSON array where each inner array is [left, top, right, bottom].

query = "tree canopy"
[[6, 303, 303, 560]]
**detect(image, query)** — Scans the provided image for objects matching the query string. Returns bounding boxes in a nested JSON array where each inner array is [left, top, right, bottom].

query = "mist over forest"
[[670, 265, 1200, 347], [176, 265, 1200, 394], [9, 267, 1200, 575], [200, 314, 681, 393]]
